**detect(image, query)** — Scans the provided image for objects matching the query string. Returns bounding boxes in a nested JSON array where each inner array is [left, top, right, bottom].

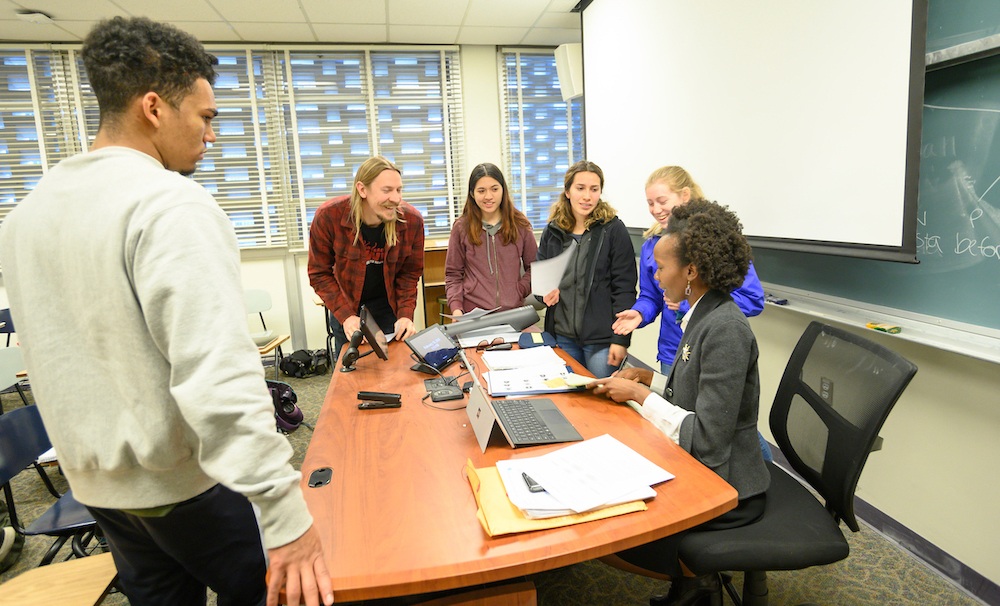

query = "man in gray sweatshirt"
[[0, 17, 333, 606]]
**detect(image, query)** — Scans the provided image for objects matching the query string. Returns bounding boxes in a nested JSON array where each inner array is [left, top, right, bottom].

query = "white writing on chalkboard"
[[917, 206, 1000, 260]]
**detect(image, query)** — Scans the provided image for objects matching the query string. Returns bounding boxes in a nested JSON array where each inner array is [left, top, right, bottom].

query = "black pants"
[[617, 492, 766, 577], [87, 484, 267, 606]]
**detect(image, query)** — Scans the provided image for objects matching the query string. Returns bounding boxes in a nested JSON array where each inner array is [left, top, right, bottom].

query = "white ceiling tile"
[[388, 24, 458, 44], [54, 20, 105, 39], [2, 0, 129, 21], [518, 27, 580, 47], [173, 20, 242, 42], [465, 0, 544, 27], [535, 12, 579, 29], [208, 0, 304, 23], [230, 21, 316, 42], [388, 0, 466, 27], [456, 25, 528, 46], [0, 18, 78, 40], [299, 0, 385, 24], [311, 23, 387, 44], [111, 0, 220, 23]]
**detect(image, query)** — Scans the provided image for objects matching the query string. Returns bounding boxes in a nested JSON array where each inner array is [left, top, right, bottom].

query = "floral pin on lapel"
[[681, 343, 691, 362]]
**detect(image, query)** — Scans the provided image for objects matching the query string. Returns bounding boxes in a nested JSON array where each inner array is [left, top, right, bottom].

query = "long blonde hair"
[[642, 166, 706, 238], [549, 160, 617, 232], [350, 156, 404, 247]]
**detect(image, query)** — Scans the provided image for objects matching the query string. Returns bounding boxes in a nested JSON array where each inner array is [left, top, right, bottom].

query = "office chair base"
[[650, 573, 722, 606]]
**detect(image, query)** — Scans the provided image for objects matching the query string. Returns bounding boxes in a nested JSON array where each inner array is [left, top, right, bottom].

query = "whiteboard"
[[581, 0, 925, 259]]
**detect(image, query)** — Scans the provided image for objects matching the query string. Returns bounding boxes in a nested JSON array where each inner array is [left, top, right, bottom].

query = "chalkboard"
[[927, 0, 1000, 53], [754, 50, 1000, 332]]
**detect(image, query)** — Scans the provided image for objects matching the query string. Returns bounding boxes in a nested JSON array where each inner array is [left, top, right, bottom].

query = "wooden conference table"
[[297, 340, 737, 603]]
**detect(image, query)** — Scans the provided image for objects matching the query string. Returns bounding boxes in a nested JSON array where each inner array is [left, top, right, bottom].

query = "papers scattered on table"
[[481, 345, 564, 371], [483, 364, 585, 397], [465, 460, 647, 537], [497, 434, 673, 517]]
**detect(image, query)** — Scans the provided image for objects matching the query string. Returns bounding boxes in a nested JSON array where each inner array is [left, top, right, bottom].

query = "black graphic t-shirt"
[[358, 222, 396, 333]]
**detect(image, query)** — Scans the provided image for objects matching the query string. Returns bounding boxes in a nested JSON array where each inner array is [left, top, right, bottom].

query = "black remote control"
[[357, 391, 402, 403]]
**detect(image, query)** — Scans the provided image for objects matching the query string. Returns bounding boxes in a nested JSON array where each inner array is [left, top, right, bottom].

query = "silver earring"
[[685, 281, 692, 296]]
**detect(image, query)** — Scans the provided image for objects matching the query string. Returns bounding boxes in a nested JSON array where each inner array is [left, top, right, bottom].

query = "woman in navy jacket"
[[590, 199, 769, 606], [537, 160, 637, 377]]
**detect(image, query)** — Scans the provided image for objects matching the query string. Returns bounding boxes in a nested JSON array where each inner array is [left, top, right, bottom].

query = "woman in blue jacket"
[[537, 160, 637, 378], [613, 166, 764, 375], [612, 166, 771, 462]]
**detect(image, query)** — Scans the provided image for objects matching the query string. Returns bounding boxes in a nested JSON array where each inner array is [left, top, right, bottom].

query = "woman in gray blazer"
[[589, 199, 769, 606]]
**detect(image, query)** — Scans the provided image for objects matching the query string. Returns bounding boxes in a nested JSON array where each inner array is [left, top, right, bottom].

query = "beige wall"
[[4, 44, 999, 589]]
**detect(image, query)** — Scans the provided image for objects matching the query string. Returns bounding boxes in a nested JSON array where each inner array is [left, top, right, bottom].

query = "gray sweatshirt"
[[0, 147, 311, 549]]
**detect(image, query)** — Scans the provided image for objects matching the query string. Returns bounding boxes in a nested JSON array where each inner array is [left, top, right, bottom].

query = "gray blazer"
[[664, 289, 769, 500]]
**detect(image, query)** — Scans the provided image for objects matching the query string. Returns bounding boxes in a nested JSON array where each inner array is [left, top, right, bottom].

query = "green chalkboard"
[[927, 0, 1000, 53], [754, 49, 1000, 332]]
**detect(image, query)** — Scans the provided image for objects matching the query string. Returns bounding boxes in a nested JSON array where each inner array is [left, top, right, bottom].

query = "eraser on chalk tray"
[[866, 322, 901, 334]]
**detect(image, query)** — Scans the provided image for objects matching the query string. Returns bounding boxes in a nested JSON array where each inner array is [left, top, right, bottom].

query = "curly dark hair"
[[664, 199, 752, 294], [82, 17, 218, 125]]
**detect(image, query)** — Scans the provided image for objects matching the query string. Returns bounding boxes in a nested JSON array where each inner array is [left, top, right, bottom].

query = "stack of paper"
[[480, 346, 564, 371], [495, 434, 673, 519], [483, 365, 592, 397]]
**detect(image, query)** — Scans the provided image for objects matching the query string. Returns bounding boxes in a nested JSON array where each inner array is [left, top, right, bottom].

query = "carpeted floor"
[[0, 372, 986, 605]]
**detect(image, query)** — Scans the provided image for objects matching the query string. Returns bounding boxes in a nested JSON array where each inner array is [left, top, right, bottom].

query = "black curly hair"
[[82, 17, 218, 126], [663, 199, 752, 294]]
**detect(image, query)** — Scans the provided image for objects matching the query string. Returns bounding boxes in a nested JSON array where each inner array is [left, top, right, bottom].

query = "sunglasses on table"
[[476, 337, 509, 352]]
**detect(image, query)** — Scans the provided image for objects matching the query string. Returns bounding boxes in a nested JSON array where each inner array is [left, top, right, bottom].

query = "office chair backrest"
[[769, 321, 917, 532], [0, 405, 53, 486], [0, 308, 14, 346], [0, 346, 25, 392]]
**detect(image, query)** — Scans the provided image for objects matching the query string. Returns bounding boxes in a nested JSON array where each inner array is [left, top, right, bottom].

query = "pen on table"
[[522, 472, 544, 492]]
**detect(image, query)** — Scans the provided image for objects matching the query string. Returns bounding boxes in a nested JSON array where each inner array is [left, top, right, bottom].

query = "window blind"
[[499, 49, 584, 229], [0, 45, 466, 249]]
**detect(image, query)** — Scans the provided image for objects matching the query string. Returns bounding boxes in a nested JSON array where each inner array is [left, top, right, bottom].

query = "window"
[[0, 49, 95, 230], [0, 45, 466, 249], [500, 49, 584, 229]]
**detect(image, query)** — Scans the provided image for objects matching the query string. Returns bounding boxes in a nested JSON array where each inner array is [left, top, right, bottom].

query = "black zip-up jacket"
[[536, 216, 637, 348]]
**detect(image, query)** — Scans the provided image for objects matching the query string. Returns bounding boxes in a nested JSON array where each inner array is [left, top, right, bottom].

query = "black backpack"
[[278, 349, 329, 378]]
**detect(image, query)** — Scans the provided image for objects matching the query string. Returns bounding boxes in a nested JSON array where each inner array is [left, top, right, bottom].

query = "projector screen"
[[581, 0, 926, 261]]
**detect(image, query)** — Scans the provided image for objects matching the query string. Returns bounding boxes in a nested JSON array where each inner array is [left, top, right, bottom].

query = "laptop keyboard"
[[492, 399, 555, 443]]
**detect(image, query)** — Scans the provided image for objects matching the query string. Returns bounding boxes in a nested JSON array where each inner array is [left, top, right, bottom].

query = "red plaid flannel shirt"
[[307, 195, 425, 324]]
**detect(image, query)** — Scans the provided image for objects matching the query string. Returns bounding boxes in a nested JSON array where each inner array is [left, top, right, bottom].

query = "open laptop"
[[460, 348, 582, 453]]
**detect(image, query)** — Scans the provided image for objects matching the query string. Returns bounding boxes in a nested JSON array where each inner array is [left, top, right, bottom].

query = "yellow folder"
[[465, 459, 647, 537]]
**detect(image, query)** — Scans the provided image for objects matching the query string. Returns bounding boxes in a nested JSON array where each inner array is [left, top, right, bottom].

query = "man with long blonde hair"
[[309, 156, 424, 360]]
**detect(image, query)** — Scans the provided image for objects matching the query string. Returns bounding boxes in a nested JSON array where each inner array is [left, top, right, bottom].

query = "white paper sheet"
[[530, 243, 576, 296], [513, 434, 674, 514]]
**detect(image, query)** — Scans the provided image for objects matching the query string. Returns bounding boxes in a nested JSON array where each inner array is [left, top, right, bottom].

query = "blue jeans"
[[555, 334, 616, 378], [661, 362, 772, 461]]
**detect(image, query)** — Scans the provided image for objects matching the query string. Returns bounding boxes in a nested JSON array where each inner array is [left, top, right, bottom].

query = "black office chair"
[[0, 308, 15, 347], [0, 405, 100, 566], [675, 321, 918, 606]]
